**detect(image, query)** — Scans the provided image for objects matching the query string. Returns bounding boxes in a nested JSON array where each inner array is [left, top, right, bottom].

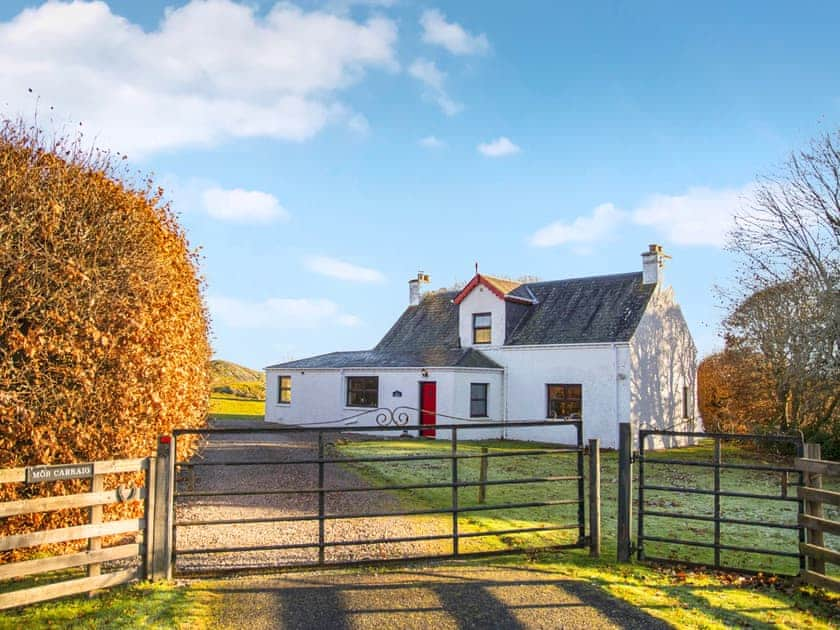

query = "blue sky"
[[2, 1, 838, 368]]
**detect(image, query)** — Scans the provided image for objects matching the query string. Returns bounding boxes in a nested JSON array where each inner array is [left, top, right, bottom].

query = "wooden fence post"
[[87, 465, 104, 586], [150, 436, 174, 580], [144, 455, 157, 579], [451, 427, 459, 556], [713, 438, 722, 568], [617, 422, 632, 562], [803, 442, 825, 575], [588, 438, 601, 558], [478, 447, 488, 504]]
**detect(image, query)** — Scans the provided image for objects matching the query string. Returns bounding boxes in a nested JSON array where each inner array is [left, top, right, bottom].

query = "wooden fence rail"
[[0, 454, 164, 611], [795, 445, 840, 592]]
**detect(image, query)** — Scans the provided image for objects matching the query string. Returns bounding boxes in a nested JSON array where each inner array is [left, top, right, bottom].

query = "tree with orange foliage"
[[698, 349, 776, 434], [0, 120, 210, 536]]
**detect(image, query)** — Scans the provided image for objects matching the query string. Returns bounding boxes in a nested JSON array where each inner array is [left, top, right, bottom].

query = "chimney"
[[641, 244, 669, 285], [409, 272, 430, 306]]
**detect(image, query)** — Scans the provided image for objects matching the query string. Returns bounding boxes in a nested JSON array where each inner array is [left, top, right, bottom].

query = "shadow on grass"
[[577, 566, 838, 630]]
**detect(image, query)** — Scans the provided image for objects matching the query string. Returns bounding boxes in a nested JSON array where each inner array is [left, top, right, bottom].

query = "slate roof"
[[505, 272, 655, 345], [266, 347, 501, 369], [267, 272, 656, 370], [375, 290, 460, 352]]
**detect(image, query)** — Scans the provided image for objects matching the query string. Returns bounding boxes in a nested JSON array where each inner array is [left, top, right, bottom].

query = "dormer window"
[[473, 313, 492, 344]]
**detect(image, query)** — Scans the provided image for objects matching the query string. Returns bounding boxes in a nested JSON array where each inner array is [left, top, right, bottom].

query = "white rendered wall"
[[264, 287, 697, 450], [265, 348, 627, 447], [458, 285, 506, 348], [483, 345, 627, 448], [629, 285, 699, 449], [265, 367, 504, 441], [265, 370, 341, 423]]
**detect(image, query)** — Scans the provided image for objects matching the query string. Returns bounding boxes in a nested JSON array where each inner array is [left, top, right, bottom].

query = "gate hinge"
[[630, 452, 639, 464]]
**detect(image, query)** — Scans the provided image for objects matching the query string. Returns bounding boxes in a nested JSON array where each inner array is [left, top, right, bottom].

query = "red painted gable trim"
[[453, 274, 514, 305]]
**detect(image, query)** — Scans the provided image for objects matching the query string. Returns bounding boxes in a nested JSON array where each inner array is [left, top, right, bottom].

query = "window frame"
[[277, 375, 291, 405], [472, 312, 492, 345], [346, 376, 379, 408], [546, 383, 582, 419], [470, 383, 489, 418]]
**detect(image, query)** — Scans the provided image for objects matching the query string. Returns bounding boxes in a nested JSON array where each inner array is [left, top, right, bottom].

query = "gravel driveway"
[[174, 421, 450, 574], [204, 565, 671, 629]]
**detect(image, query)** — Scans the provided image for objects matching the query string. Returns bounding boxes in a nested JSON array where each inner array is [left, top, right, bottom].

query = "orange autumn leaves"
[[0, 120, 210, 537], [698, 349, 777, 435]]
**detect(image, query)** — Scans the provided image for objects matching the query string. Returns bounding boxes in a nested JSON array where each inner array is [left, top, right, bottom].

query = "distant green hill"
[[210, 359, 263, 383], [210, 360, 265, 400]]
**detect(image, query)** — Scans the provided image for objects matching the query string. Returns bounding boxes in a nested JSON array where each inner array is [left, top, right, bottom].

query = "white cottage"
[[265, 245, 697, 448]]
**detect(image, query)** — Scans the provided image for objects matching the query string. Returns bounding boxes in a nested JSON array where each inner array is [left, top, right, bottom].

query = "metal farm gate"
[[169, 416, 598, 576], [635, 428, 805, 575]]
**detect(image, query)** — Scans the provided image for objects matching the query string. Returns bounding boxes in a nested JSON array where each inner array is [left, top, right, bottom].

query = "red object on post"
[[159, 435, 172, 444], [420, 382, 437, 438]]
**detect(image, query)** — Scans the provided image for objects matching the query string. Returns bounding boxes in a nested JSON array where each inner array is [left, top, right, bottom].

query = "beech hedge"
[[0, 121, 211, 540]]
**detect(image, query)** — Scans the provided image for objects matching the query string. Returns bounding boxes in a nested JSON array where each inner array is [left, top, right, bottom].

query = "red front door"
[[420, 382, 436, 438]]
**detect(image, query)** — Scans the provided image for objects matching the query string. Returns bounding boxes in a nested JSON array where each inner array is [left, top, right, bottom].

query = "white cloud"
[[408, 58, 445, 91], [530, 203, 625, 247], [305, 256, 386, 283], [201, 187, 289, 223], [631, 186, 750, 247], [419, 135, 445, 148], [208, 295, 362, 329], [420, 9, 489, 55], [408, 58, 462, 115], [529, 185, 750, 250], [0, 1, 398, 157], [337, 314, 364, 326], [347, 113, 370, 135], [477, 136, 520, 157], [326, 0, 397, 13]]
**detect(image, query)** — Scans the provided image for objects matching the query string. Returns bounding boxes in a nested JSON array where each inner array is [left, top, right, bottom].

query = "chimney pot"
[[409, 271, 430, 306], [409, 279, 420, 306], [642, 244, 667, 285]]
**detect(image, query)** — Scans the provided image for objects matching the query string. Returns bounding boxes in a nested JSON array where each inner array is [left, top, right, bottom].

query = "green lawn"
[[333, 437, 839, 575], [332, 436, 840, 629], [0, 579, 215, 630], [208, 393, 264, 422]]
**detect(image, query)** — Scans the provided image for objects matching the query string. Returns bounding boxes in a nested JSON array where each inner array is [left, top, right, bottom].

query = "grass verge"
[[0, 579, 216, 630], [483, 552, 840, 629]]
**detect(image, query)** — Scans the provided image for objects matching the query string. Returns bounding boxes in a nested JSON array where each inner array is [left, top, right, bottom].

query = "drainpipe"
[[614, 343, 620, 447], [502, 366, 509, 440]]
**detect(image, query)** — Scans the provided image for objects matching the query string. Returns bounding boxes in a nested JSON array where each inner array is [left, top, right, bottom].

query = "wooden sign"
[[25, 463, 94, 484]]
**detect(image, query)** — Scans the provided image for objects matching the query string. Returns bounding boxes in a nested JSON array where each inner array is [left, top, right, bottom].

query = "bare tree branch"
[[722, 130, 839, 452]]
